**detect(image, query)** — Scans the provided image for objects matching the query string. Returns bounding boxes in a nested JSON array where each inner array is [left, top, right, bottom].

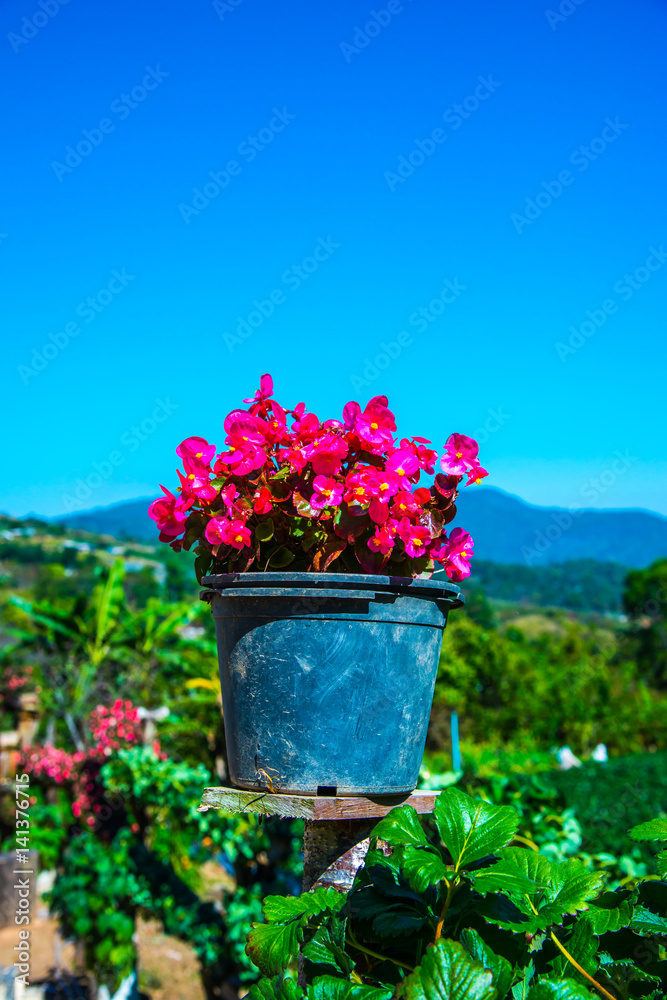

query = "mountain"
[[454, 488, 667, 567], [53, 488, 667, 568], [55, 498, 158, 542]]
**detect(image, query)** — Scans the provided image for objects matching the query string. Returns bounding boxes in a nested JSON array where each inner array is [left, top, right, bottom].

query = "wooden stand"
[[198, 788, 436, 893]]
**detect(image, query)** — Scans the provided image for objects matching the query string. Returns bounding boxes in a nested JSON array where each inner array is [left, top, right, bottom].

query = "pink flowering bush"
[[149, 375, 487, 582], [20, 699, 161, 826]]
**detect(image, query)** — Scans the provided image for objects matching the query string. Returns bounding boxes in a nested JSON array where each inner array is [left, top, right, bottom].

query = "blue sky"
[[2, 0, 666, 519]]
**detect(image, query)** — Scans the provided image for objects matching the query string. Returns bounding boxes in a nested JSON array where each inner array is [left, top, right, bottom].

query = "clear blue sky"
[[2, 0, 666, 518]]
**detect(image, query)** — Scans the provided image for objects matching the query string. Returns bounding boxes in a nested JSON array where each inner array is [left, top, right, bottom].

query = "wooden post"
[[198, 788, 436, 894]]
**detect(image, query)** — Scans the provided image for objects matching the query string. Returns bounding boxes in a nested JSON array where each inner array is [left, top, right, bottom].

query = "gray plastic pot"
[[200, 572, 462, 796]]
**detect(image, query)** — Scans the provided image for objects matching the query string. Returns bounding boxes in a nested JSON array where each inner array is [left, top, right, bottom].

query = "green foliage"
[[47, 830, 142, 993], [549, 754, 667, 862], [471, 559, 628, 613], [623, 558, 667, 686], [247, 788, 667, 1000], [430, 614, 667, 759]]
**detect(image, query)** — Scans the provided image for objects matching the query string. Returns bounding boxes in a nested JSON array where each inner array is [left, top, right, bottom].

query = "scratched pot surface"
[[210, 608, 447, 795]]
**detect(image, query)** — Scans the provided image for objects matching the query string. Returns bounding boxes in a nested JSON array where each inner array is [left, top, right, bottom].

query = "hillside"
[[54, 488, 667, 568]]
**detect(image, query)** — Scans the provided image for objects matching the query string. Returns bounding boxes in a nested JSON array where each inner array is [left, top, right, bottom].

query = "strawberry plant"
[[246, 788, 667, 1000]]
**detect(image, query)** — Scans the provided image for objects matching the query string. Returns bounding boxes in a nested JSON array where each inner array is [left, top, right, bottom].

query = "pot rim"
[[200, 570, 463, 605]]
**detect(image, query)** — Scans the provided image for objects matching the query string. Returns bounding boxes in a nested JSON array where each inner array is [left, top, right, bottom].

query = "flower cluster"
[[149, 375, 486, 582], [20, 699, 161, 827], [88, 700, 143, 757], [20, 744, 79, 783]]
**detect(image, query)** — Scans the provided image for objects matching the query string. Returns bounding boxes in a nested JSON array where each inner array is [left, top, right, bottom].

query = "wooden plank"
[[198, 787, 437, 819]]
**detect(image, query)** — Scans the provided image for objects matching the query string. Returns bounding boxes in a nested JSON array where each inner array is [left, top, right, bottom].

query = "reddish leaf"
[[434, 474, 459, 499], [334, 504, 371, 542], [311, 537, 347, 572], [293, 489, 321, 519], [419, 508, 445, 539], [354, 536, 390, 574], [442, 502, 458, 525]]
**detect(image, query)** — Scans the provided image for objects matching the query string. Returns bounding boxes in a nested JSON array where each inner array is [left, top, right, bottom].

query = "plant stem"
[[347, 934, 414, 973], [549, 930, 617, 1000], [434, 877, 458, 942]]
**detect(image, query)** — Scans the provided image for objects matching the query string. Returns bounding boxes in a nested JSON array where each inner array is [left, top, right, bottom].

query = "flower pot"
[[200, 572, 462, 796]]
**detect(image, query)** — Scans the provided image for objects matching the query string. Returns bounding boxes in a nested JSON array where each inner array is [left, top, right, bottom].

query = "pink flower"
[[178, 464, 219, 501], [390, 490, 420, 519], [311, 476, 344, 509], [367, 469, 401, 503], [292, 411, 320, 441], [148, 486, 191, 539], [218, 443, 267, 475], [343, 400, 361, 430], [304, 433, 349, 476], [243, 373, 274, 404], [440, 433, 479, 476], [355, 402, 396, 451], [465, 462, 489, 487], [344, 468, 374, 505], [176, 436, 216, 470], [397, 517, 432, 558], [368, 523, 396, 555], [386, 450, 420, 482], [226, 519, 252, 550], [253, 487, 274, 514], [225, 415, 266, 448], [434, 527, 474, 581], [205, 516, 231, 546], [277, 446, 308, 474], [220, 483, 239, 513], [400, 437, 437, 475]]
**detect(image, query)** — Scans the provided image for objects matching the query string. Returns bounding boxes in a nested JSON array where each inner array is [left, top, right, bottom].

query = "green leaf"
[[264, 888, 346, 922], [526, 979, 592, 1000], [255, 518, 275, 542], [250, 977, 305, 1000], [598, 956, 662, 992], [401, 847, 449, 893], [268, 546, 296, 569], [372, 805, 430, 848], [246, 921, 301, 976], [629, 905, 667, 937], [460, 928, 513, 999], [477, 849, 604, 931], [511, 961, 535, 1000], [434, 788, 519, 869], [629, 818, 667, 843], [584, 891, 634, 934], [302, 915, 350, 974], [550, 920, 598, 983], [308, 978, 392, 1000], [657, 851, 667, 879], [404, 939, 496, 1000], [348, 865, 430, 937]]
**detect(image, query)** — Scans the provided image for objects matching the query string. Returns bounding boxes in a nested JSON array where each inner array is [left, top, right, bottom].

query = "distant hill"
[[455, 488, 667, 568], [54, 487, 667, 568], [55, 498, 158, 542]]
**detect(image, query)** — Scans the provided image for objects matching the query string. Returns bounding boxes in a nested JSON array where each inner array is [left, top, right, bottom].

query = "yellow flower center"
[[456, 451, 463, 459], [380, 482, 389, 490], [323, 488, 331, 496], [188, 474, 195, 480], [235, 534, 244, 543], [195, 452, 203, 458], [371, 422, 379, 430], [413, 538, 423, 547], [356, 487, 365, 495], [397, 468, 405, 476]]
